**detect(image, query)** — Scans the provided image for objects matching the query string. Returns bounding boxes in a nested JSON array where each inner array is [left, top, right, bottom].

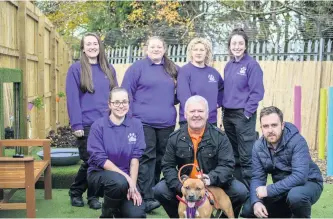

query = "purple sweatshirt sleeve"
[[176, 68, 191, 116], [132, 121, 146, 159], [244, 63, 264, 117], [217, 73, 224, 108], [66, 64, 83, 131], [87, 122, 108, 169]]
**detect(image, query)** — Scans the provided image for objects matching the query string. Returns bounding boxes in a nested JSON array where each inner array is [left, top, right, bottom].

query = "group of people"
[[65, 28, 323, 218]]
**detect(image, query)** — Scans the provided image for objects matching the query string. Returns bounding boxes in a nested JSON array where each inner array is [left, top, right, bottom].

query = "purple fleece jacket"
[[66, 61, 118, 131], [177, 62, 224, 123], [222, 53, 264, 117], [87, 115, 146, 174], [121, 57, 177, 128]]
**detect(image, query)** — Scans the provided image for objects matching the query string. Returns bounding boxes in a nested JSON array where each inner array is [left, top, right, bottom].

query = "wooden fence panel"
[[112, 60, 333, 150], [37, 15, 45, 138], [0, 1, 72, 139], [0, 2, 18, 49]]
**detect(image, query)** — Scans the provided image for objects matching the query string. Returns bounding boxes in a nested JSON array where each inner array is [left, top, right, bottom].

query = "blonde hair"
[[187, 38, 213, 66]]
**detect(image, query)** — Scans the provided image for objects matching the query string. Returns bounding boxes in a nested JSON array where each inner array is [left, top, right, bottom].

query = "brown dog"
[[178, 176, 234, 218]]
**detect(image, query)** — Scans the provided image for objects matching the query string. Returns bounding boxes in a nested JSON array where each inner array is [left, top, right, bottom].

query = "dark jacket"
[[251, 122, 323, 206], [161, 123, 235, 193]]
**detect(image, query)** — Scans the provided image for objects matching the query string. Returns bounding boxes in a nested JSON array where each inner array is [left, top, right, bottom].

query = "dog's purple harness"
[[176, 193, 208, 218]]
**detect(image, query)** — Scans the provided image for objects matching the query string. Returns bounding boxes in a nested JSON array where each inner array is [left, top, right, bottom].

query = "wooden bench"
[[0, 139, 52, 218]]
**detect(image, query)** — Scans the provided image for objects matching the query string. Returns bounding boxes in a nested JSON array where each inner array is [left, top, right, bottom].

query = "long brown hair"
[[145, 36, 178, 81], [80, 32, 116, 93]]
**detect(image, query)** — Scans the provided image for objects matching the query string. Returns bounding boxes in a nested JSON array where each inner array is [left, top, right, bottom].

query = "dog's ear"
[[180, 175, 189, 183]]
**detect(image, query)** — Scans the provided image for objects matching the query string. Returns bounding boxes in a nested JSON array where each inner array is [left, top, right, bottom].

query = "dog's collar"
[[176, 194, 208, 218]]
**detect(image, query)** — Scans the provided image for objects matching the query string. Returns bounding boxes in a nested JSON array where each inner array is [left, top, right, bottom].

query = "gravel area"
[[310, 150, 333, 184]]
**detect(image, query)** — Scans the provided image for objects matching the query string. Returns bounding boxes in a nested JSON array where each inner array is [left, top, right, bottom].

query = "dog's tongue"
[[188, 202, 195, 208]]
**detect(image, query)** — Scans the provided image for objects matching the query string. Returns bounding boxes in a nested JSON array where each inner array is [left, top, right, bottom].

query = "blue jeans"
[[242, 181, 323, 218], [154, 178, 249, 218]]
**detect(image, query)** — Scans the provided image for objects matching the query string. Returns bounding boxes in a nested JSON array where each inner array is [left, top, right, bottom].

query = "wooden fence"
[[112, 61, 333, 151], [1, 0, 332, 151], [99, 39, 333, 64], [0, 1, 71, 139]]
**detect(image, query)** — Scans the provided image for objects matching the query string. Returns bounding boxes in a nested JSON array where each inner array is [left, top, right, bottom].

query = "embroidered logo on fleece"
[[208, 74, 217, 82], [237, 67, 247, 76], [128, 133, 137, 144]]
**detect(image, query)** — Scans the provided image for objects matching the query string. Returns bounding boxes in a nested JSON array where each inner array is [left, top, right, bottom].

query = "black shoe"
[[70, 196, 84, 207], [88, 198, 102, 210], [145, 199, 161, 213], [100, 208, 120, 218]]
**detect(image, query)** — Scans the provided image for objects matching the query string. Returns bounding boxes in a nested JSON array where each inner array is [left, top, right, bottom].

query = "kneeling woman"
[[87, 87, 146, 218]]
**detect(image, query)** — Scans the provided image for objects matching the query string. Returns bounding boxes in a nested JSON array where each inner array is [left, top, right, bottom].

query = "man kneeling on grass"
[[242, 106, 323, 218]]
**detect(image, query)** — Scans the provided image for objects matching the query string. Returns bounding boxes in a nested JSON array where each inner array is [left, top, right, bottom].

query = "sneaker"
[[145, 199, 161, 213], [70, 196, 84, 207], [88, 198, 102, 209]]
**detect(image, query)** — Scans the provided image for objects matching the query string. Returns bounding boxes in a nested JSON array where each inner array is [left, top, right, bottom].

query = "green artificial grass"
[[0, 189, 168, 218], [0, 185, 332, 218], [2, 148, 333, 217]]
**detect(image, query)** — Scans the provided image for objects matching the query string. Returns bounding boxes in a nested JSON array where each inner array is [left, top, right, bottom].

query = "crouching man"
[[243, 106, 323, 218]]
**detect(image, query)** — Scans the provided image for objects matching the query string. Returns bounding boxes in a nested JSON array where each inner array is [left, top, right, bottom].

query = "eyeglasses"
[[110, 101, 129, 107]]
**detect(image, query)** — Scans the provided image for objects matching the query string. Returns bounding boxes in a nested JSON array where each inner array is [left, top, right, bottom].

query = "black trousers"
[[137, 125, 175, 200], [242, 181, 323, 218], [154, 179, 249, 218], [69, 126, 96, 200], [223, 108, 257, 189], [88, 170, 146, 218]]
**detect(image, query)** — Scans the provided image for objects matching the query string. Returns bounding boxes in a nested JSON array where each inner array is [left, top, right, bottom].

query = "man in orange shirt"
[[154, 95, 249, 218]]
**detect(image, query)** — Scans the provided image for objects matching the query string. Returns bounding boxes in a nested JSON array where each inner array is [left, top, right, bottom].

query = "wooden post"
[[37, 15, 45, 138], [61, 44, 69, 125], [327, 87, 333, 176], [43, 141, 52, 199], [25, 160, 36, 218], [66, 48, 71, 124], [315, 38, 325, 150], [58, 39, 64, 126], [50, 27, 57, 130], [318, 88, 327, 160], [18, 1, 28, 139]]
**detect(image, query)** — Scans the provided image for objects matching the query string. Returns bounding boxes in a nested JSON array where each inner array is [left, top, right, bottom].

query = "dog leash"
[[177, 163, 218, 209]]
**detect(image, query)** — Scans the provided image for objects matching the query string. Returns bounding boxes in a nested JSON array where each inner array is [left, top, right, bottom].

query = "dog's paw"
[[184, 210, 187, 218]]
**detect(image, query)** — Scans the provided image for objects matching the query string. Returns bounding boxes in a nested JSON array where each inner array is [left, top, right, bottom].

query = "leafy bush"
[[47, 126, 77, 148], [31, 96, 44, 109]]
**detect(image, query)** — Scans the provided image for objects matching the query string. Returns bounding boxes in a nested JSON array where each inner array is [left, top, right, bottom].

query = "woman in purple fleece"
[[121, 36, 178, 213], [177, 37, 224, 127], [222, 28, 265, 189], [66, 33, 117, 209], [87, 87, 146, 218]]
